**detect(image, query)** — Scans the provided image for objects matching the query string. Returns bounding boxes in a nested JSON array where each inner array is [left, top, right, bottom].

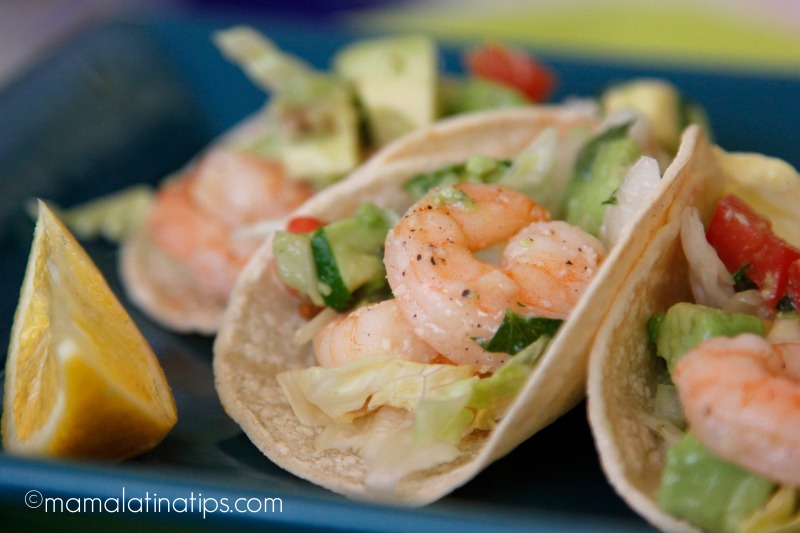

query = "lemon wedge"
[[2, 201, 177, 460]]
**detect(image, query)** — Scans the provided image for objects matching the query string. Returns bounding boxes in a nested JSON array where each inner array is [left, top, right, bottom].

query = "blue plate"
[[1, 12, 798, 532]]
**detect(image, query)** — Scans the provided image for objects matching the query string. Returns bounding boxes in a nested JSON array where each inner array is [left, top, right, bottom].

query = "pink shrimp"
[[384, 183, 606, 372], [147, 148, 313, 302], [313, 300, 439, 368], [674, 333, 800, 486]]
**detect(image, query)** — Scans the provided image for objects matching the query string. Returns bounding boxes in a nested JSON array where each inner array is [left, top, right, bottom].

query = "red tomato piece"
[[465, 42, 557, 103], [287, 216, 325, 234], [706, 194, 800, 308]]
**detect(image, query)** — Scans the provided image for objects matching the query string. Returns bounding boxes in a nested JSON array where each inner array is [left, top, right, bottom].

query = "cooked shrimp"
[[313, 299, 439, 368], [674, 333, 800, 486], [148, 148, 313, 301], [384, 183, 606, 372], [502, 221, 606, 319]]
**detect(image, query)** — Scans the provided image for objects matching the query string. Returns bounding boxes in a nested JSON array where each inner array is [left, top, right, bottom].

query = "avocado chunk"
[[656, 302, 765, 372], [277, 85, 361, 186], [602, 79, 682, 153], [562, 122, 642, 236], [334, 35, 437, 147], [440, 77, 528, 116], [213, 26, 360, 186], [659, 432, 775, 533]]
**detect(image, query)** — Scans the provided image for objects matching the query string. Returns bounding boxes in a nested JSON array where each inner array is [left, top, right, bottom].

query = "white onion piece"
[[680, 207, 735, 308], [599, 155, 661, 248], [722, 289, 772, 319]]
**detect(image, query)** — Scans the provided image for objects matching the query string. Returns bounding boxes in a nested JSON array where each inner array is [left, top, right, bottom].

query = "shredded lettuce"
[[498, 125, 591, 218], [214, 26, 337, 105], [415, 337, 550, 445], [740, 486, 800, 533], [276, 356, 475, 426], [276, 336, 552, 487], [316, 407, 460, 495], [497, 127, 561, 214], [30, 185, 153, 242]]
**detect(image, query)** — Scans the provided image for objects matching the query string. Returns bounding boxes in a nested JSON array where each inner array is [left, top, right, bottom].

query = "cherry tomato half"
[[287, 216, 325, 234], [465, 42, 557, 103], [706, 194, 800, 308]]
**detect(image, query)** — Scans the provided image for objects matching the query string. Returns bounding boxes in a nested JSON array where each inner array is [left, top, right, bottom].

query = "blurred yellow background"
[[346, 0, 800, 75]]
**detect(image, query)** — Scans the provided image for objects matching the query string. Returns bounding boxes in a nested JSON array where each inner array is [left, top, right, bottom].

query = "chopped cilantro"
[[477, 309, 562, 355], [732, 263, 758, 292], [601, 193, 618, 206], [776, 295, 796, 312]]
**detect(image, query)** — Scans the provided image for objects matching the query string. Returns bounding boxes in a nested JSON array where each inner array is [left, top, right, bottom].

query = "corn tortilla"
[[214, 110, 710, 504], [586, 127, 724, 532]]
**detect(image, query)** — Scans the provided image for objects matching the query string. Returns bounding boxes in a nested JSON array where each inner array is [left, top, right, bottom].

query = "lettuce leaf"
[[214, 26, 338, 105], [276, 337, 552, 489], [276, 356, 475, 425], [414, 337, 550, 445]]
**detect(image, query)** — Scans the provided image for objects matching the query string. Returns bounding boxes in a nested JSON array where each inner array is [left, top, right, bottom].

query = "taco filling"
[[117, 27, 564, 334], [267, 101, 689, 492], [640, 185, 800, 531]]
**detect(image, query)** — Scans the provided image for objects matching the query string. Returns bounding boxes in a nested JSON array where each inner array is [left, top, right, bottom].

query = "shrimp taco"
[[214, 74, 715, 505], [587, 136, 800, 530], [118, 27, 561, 334]]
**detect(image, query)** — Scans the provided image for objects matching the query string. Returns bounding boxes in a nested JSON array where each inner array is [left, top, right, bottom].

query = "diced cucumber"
[[311, 203, 392, 311]]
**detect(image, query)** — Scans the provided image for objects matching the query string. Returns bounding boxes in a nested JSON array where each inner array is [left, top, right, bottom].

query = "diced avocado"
[[334, 35, 437, 147], [602, 79, 682, 153], [562, 122, 642, 236], [213, 26, 360, 185], [277, 86, 361, 186], [656, 302, 765, 372], [312, 203, 392, 310], [658, 432, 775, 533], [440, 77, 528, 116], [272, 231, 324, 306]]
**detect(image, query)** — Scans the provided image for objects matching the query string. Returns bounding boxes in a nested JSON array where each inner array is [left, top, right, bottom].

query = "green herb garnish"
[[732, 263, 758, 292], [477, 309, 562, 355], [776, 295, 796, 312], [647, 312, 665, 346]]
